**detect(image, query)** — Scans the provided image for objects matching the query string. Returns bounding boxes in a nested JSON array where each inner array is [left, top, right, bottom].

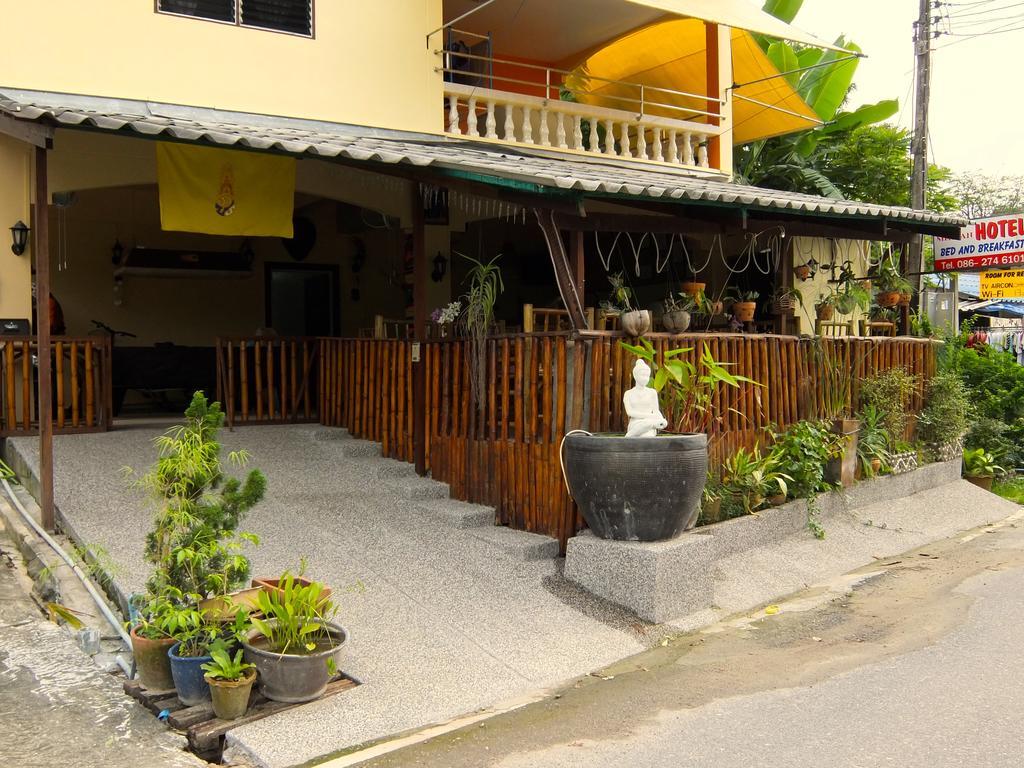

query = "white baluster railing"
[[443, 84, 719, 172]]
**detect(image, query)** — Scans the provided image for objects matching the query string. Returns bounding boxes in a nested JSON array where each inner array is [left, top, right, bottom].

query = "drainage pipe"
[[1, 477, 133, 675]]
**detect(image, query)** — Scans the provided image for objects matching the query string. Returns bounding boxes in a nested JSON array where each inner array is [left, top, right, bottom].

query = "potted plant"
[[602, 272, 650, 336], [202, 640, 257, 721], [561, 340, 757, 540], [199, 586, 264, 622], [815, 290, 840, 322], [812, 339, 861, 487], [166, 599, 220, 706], [680, 279, 706, 298], [252, 574, 333, 604], [770, 286, 803, 316], [243, 571, 348, 703], [699, 472, 723, 525], [962, 448, 1003, 491], [730, 289, 759, 323], [794, 263, 813, 281], [458, 253, 503, 417], [661, 292, 695, 333], [856, 405, 891, 478], [129, 592, 178, 692], [875, 257, 911, 308], [916, 371, 972, 462], [720, 446, 790, 514]]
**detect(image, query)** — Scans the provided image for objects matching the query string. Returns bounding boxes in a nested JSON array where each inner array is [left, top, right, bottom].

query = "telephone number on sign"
[[935, 252, 1024, 271]]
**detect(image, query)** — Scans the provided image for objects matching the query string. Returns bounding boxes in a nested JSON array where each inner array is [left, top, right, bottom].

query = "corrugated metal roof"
[[0, 88, 966, 232]]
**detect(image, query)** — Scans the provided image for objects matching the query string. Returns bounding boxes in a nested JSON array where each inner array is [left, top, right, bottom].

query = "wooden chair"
[[595, 308, 621, 331], [861, 320, 897, 337], [522, 304, 595, 333], [373, 315, 413, 340], [814, 319, 854, 337]]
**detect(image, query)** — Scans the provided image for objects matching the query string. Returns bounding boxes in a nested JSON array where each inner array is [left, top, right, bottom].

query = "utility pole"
[[909, 0, 933, 298]]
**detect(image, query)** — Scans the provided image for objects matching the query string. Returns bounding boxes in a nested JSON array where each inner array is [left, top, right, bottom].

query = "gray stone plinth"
[[565, 458, 969, 623]]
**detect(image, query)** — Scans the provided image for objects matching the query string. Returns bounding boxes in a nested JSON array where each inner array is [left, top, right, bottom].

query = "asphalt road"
[[357, 509, 1024, 768]]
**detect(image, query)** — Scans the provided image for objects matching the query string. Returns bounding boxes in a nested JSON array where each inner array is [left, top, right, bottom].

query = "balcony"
[[437, 37, 727, 175]]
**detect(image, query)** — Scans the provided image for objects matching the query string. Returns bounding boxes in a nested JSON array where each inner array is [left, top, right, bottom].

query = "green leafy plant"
[[729, 289, 760, 303], [134, 392, 266, 601], [802, 338, 861, 421], [859, 368, 918, 449], [620, 339, 760, 434], [201, 639, 255, 682], [601, 272, 635, 313], [909, 310, 934, 338], [770, 420, 846, 499], [962, 448, 1004, 479], [663, 292, 696, 314], [720, 445, 791, 516], [916, 371, 973, 448], [251, 571, 338, 656], [965, 418, 1014, 467], [459, 253, 504, 410], [856, 405, 891, 478]]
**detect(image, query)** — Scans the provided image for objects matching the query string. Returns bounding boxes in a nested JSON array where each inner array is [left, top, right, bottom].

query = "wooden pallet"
[[124, 675, 358, 760]]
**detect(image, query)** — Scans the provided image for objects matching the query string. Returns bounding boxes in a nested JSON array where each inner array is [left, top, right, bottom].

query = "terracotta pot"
[[662, 309, 691, 334], [870, 457, 882, 474], [876, 291, 901, 307], [816, 303, 835, 322], [710, 300, 725, 316], [898, 291, 912, 306], [768, 493, 787, 506], [130, 627, 176, 692], [733, 302, 756, 323], [621, 309, 652, 337], [795, 265, 812, 281], [680, 281, 706, 297], [965, 475, 994, 491], [206, 667, 257, 721]]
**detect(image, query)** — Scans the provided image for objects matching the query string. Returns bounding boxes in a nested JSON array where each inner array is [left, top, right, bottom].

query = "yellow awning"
[[624, 0, 852, 53], [567, 19, 821, 145]]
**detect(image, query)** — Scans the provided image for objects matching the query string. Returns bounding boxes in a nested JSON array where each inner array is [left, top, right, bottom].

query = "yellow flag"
[[156, 143, 295, 237]]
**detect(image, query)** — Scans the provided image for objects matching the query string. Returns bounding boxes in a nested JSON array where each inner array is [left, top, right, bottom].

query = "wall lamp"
[[431, 250, 448, 283], [10, 221, 29, 256]]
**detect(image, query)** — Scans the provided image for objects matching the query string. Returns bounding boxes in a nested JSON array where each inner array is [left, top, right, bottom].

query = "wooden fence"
[[215, 338, 321, 427], [0, 336, 113, 436], [314, 332, 938, 549]]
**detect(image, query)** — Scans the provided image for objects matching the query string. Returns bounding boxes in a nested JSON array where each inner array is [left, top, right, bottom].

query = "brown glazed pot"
[[130, 627, 176, 692], [876, 291, 901, 307], [816, 303, 835, 322], [964, 475, 994, 491]]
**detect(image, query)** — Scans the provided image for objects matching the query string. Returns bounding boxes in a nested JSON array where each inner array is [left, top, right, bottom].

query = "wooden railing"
[[316, 332, 938, 549], [319, 338, 414, 462], [215, 338, 320, 427], [0, 336, 113, 436]]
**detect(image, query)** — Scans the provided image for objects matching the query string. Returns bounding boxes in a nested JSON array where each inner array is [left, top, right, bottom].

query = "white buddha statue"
[[623, 359, 668, 438]]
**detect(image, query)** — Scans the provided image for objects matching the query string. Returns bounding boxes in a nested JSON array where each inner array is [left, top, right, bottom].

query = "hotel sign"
[[934, 213, 1024, 272]]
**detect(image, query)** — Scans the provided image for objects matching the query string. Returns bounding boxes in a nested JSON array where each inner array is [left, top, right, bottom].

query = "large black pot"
[[562, 433, 708, 541]]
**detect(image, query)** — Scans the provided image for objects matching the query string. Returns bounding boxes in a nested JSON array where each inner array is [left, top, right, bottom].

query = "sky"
[[793, 0, 1024, 176]]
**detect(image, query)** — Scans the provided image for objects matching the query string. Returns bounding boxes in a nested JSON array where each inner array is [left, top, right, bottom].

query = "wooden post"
[[35, 147, 54, 531], [411, 183, 427, 476], [571, 230, 586, 309], [705, 22, 732, 174]]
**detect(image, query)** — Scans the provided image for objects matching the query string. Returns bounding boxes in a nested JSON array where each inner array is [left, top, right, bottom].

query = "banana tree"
[[735, 0, 898, 196]]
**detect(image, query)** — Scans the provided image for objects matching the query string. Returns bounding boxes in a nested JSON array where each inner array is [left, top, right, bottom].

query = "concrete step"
[[466, 525, 560, 561], [312, 428, 351, 442], [335, 440, 382, 458], [387, 476, 449, 500], [350, 458, 417, 480], [412, 498, 495, 529]]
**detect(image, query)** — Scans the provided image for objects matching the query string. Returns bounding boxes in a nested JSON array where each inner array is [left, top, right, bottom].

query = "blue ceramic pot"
[[168, 642, 212, 706]]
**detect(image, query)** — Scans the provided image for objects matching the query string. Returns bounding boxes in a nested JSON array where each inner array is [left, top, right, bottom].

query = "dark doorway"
[[265, 263, 340, 336]]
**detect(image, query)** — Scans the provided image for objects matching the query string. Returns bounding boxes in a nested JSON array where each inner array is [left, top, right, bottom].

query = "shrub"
[[770, 420, 846, 499], [965, 417, 1015, 466], [136, 392, 267, 600], [916, 371, 973, 447], [859, 368, 918, 449]]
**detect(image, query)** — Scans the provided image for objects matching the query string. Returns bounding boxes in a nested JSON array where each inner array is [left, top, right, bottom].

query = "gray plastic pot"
[[242, 621, 348, 703]]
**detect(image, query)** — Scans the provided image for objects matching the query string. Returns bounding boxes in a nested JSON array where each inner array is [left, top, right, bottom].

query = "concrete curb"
[[565, 459, 964, 623]]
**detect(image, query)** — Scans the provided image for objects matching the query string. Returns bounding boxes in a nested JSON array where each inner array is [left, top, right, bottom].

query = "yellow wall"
[[0, 135, 33, 323], [0, 1, 442, 134], [791, 237, 871, 333]]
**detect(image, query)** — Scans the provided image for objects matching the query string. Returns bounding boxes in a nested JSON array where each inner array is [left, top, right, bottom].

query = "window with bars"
[[157, 0, 313, 37]]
